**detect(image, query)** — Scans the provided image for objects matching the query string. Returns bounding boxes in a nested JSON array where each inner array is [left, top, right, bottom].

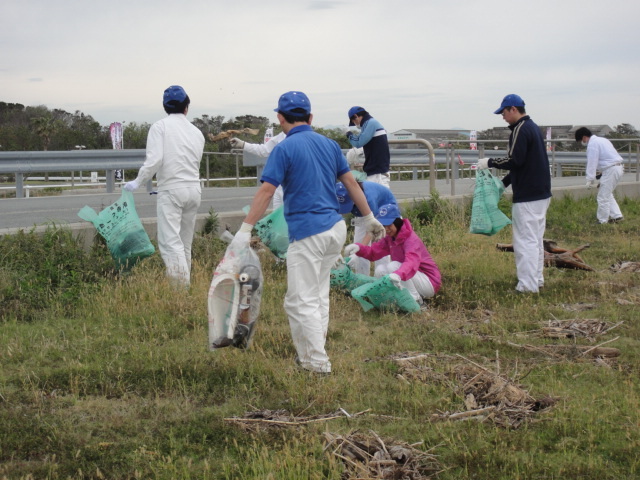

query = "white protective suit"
[[585, 135, 624, 224], [244, 131, 285, 209], [133, 113, 205, 287]]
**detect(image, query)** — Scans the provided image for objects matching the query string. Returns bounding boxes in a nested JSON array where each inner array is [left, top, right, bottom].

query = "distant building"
[[389, 129, 470, 148], [390, 125, 613, 145]]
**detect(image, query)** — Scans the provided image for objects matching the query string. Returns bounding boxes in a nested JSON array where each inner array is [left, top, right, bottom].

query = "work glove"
[[229, 222, 253, 251], [361, 212, 385, 242], [476, 158, 490, 170], [344, 243, 360, 259], [230, 138, 245, 149], [586, 179, 596, 189], [332, 256, 345, 270], [123, 179, 140, 192], [388, 273, 402, 288]]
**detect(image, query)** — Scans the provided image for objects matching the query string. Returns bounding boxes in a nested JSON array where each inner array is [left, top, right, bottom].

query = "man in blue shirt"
[[232, 91, 385, 374], [336, 180, 397, 275]]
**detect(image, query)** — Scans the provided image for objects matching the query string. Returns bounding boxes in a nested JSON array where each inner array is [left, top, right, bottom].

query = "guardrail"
[[1, 138, 638, 198]]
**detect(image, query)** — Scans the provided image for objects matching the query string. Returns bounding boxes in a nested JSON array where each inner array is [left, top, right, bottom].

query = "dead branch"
[[208, 128, 259, 142]]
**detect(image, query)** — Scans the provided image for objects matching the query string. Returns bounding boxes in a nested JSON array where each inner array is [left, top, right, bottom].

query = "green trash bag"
[[78, 190, 155, 269], [351, 275, 421, 313], [254, 205, 289, 259], [470, 169, 512, 236], [330, 259, 376, 292]]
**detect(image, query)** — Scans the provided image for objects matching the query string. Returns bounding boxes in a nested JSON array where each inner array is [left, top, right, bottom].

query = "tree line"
[[0, 102, 351, 153]]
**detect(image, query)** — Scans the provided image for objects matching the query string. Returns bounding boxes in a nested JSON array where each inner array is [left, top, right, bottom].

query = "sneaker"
[[608, 217, 624, 224], [294, 356, 331, 374]]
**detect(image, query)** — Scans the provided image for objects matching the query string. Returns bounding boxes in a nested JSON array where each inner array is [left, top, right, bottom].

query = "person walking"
[[574, 127, 624, 224], [345, 106, 391, 188], [230, 91, 384, 374], [124, 85, 205, 288], [477, 94, 551, 293]]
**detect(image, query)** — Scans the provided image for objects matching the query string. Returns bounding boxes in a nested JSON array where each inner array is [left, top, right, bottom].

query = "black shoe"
[[608, 217, 624, 224]]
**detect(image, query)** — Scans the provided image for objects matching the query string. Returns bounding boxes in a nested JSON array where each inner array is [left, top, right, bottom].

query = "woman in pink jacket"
[[344, 204, 441, 305]]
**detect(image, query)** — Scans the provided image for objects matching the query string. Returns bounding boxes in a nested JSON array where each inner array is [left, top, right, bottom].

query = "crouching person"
[[344, 204, 442, 306]]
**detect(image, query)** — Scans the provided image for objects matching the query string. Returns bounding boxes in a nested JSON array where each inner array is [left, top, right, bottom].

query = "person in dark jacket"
[[477, 94, 551, 293], [345, 106, 391, 188]]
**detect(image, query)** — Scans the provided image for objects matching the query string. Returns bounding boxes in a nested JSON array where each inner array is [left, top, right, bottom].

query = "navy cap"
[[494, 94, 525, 114], [163, 85, 188, 107], [274, 91, 311, 117], [348, 106, 366, 126], [335, 182, 354, 214], [376, 203, 401, 226]]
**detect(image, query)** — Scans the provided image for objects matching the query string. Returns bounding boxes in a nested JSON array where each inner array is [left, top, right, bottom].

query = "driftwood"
[[207, 128, 259, 142], [496, 239, 594, 271]]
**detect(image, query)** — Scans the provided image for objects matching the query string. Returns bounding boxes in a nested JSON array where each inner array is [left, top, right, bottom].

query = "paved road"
[[1, 173, 639, 234]]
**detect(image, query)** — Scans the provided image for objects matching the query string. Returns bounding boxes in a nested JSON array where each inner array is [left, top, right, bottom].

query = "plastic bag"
[[208, 240, 263, 350], [469, 169, 512, 236], [351, 275, 421, 313], [330, 259, 376, 292], [254, 205, 289, 259], [77, 190, 155, 269]]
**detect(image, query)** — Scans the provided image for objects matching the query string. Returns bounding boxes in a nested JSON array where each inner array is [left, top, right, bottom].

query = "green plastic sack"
[[254, 205, 289, 259], [330, 260, 376, 292], [470, 169, 512, 236], [351, 275, 421, 313], [78, 190, 155, 269]]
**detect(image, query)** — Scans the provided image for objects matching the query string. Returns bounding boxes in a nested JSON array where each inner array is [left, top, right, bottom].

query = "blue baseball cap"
[[377, 203, 401, 226], [274, 91, 311, 117], [494, 94, 525, 114], [163, 85, 188, 107], [335, 182, 354, 214], [348, 106, 366, 126]]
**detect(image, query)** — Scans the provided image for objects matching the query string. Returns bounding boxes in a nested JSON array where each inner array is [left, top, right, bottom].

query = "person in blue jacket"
[[336, 179, 397, 275], [477, 94, 551, 293], [345, 106, 391, 188]]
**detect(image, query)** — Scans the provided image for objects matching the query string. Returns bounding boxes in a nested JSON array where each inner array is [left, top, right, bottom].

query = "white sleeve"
[[243, 131, 285, 158], [136, 122, 165, 185]]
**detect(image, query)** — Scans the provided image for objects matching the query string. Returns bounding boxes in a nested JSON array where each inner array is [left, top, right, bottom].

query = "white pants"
[[284, 220, 346, 373], [596, 165, 623, 223], [351, 217, 389, 276], [375, 261, 435, 302], [512, 198, 550, 293], [156, 187, 201, 288], [272, 185, 284, 210], [366, 172, 391, 189]]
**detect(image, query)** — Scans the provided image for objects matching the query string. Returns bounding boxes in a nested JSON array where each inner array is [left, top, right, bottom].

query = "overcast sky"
[[2, 0, 639, 135]]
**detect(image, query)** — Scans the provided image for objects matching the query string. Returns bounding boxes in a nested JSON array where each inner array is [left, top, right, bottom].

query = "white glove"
[[332, 256, 345, 270], [124, 179, 140, 192], [229, 222, 253, 250], [586, 180, 595, 189], [477, 158, 490, 170], [230, 138, 245, 149], [344, 243, 360, 258], [361, 213, 385, 242], [388, 273, 402, 288]]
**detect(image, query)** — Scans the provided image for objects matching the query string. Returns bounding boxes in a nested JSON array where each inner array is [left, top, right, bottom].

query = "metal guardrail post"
[[388, 139, 436, 194], [16, 173, 24, 198]]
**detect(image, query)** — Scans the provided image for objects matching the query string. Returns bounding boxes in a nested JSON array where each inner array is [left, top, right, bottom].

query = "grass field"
[[1, 193, 639, 479]]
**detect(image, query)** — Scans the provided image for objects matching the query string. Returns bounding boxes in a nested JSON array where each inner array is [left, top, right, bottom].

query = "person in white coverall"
[[230, 133, 285, 209], [124, 85, 205, 288], [574, 127, 624, 224], [230, 91, 385, 374]]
